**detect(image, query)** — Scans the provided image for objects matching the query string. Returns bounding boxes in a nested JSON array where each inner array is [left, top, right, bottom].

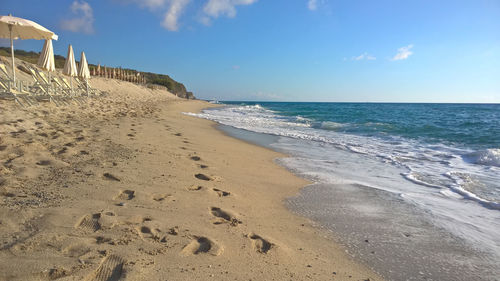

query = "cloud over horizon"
[[60, 1, 95, 34], [392, 44, 414, 61]]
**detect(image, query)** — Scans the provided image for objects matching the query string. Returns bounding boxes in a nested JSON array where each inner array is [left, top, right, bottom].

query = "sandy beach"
[[0, 75, 383, 280]]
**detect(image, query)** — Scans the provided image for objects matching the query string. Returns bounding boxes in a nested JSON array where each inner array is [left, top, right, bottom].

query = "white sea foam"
[[184, 104, 500, 258], [318, 121, 345, 130], [463, 149, 500, 167]]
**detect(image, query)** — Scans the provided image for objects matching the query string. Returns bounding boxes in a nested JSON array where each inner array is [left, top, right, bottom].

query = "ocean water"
[[185, 102, 500, 275]]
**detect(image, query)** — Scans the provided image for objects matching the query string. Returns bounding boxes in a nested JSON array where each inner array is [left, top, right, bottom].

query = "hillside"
[[0, 47, 195, 99]]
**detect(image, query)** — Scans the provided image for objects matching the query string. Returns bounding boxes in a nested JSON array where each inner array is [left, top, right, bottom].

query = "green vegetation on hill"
[[0, 47, 66, 68], [142, 72, 194, 100], [0, 47, 195, 99]]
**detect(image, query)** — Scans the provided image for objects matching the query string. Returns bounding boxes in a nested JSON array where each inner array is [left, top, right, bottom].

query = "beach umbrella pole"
[[48, 72, 51, 96], [9, 25, 15, 89]]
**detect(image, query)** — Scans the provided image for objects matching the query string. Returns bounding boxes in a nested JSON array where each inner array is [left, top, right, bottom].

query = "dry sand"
[[0, 73, 384, 280]]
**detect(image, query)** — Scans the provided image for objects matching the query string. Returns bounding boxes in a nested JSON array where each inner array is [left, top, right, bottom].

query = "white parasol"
[[63, 44, 78, 94], [0, 14, 58, 87], [78, 51, 90, 96], [37, 39, 55, 95]]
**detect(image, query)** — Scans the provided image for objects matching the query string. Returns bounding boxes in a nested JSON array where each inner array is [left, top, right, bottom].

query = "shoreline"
[[0, 80, 383, 280], [204, 106, 500, 281]]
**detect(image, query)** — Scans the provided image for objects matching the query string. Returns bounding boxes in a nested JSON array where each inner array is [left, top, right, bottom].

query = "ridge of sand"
[[0, 77, 384, 280]]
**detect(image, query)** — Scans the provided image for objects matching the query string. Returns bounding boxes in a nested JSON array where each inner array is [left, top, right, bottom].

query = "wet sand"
[[219, 123, 500, 281]]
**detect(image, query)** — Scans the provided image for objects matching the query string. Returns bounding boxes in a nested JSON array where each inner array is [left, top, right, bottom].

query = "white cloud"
[[117, 0, 189, 31], [352, 52, 376, 61], [115, 0, 256, 30], [392, 44, 414, 61], [161, 0, 190, 31], [201, 0, 257, 25], [61, 1, 94, 34], [308, 0, 318, 11]]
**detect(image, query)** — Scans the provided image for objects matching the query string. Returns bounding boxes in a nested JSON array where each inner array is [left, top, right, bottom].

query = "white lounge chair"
[[0, 63, 34, 106], [27, 67, 64, 105]]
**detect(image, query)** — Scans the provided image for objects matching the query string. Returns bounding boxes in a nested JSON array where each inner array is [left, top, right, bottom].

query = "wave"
[[184, 104, 500, 209], [463, 149, 500, 167], [445, 172, 500, 210], [317, 121, 345, 131], [185, 103, 500, 261]]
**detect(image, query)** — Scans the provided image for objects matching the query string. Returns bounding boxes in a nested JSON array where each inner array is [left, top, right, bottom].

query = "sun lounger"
[[0, 76, 38, 107], [0, 63, 34, 106], [53, 76, 85, 104], [76, 77, 105, 97], [61, 76, 88, 98], [27, 67, 65, 105], [52, 76, 71, 96]]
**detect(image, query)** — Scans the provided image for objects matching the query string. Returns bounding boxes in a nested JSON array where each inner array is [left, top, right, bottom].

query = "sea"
[[185, 102, 500, 280]]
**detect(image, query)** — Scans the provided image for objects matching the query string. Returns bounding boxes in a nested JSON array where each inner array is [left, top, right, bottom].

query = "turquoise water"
[[222, 102, 500, 150], [186, 102, 500, 260]]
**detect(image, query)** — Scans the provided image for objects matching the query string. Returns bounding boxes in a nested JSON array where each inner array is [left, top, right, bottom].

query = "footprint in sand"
[[137, 225, 160, 241], [210, 207, 242, 226], [0, 177, 7, 187], [64, 142, 74, 147], [152, 193, 174, 202], [75, 213, 102, 232], [199, 164, 208, 169], [186, 185, 203, 191], [57, 147, 68, 155], [103, 173, 120, 181], [248, 233, 273, 254], [85, 254, 125, 281], [181, 236, 222, 256], [115, 190, 135, 200], [194, 173, 211, 181], [36, 160, 51, 166], [174, 133, 182, 136], [190, 156, 201, 161], [213, 188, 230, 197]]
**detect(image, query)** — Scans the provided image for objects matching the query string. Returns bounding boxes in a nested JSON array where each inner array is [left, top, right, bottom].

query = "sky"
[[1, 0, 499, 102]]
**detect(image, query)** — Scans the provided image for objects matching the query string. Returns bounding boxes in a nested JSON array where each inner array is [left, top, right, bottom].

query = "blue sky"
[[1, 0, 499, 102]]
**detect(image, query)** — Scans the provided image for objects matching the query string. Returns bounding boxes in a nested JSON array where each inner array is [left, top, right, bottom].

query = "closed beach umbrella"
[[78, 51, 90, 96], [37, 39, 55, 72], [97, 64, 101, 76], [63, 44, 78, 93], [63, 44, 78, 76], [78, 51, 90, 79], [37, 39, 55, 94], [0, 14, 58, 87]]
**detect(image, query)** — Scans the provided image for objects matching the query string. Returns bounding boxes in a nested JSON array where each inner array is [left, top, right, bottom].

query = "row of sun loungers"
[[0, 62, 104, 107]]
